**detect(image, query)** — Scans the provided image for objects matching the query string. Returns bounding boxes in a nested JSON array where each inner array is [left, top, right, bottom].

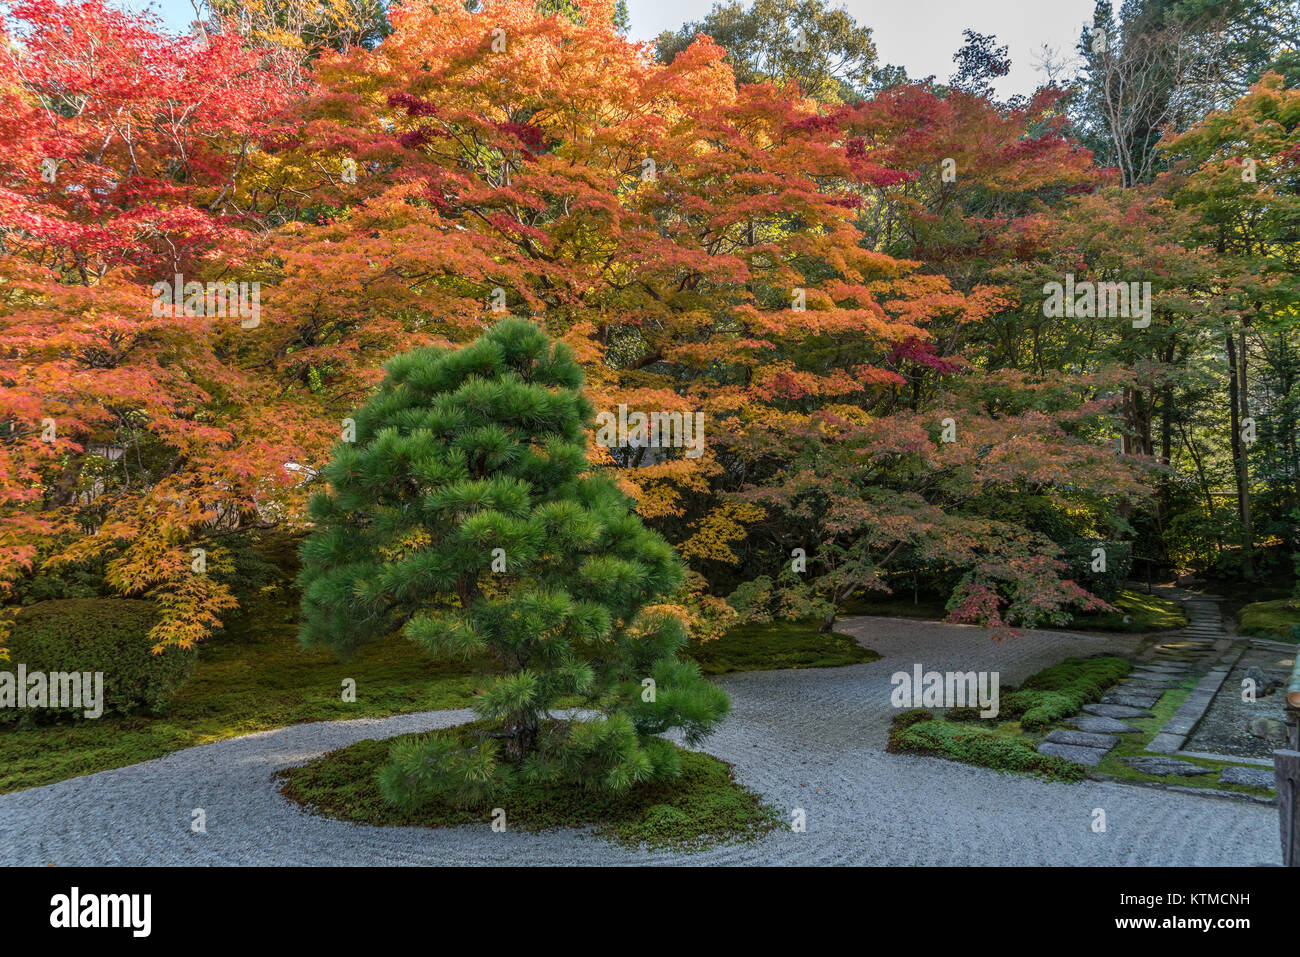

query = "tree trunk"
[[506, 716, 537, 763], [1225, 331, 1254, 577], [1238, 328, 1254, 576]]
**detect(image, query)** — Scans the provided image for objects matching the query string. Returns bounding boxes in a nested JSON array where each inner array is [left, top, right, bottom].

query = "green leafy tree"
[[297, 318, 729, 807], [950, 28, 1011, 99], [655, 0, 876, 102]]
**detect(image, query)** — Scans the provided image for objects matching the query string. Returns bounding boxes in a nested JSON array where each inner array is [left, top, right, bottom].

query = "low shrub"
[[998, 656, 1130, 730], [891, 707, 934, 731], [9, 550, 111, 606], [887, 710, 1085, 782], [1, 599, 196, 724]]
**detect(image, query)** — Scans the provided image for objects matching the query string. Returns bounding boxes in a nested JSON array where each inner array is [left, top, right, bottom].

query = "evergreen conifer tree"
[[298, 318, 730, 807]]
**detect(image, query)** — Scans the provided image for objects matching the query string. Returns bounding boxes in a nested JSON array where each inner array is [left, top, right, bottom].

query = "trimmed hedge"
[[887, 710, 1085, 782], [1, 599, 195, 723]]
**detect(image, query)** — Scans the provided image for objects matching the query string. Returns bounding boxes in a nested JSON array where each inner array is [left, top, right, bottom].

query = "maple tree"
[[0, 0, 301, 647], [6, 0, 1291, 665], [261, 0, 1145, 632]]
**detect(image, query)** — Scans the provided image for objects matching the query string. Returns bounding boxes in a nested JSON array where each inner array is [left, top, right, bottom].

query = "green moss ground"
[[277, 725, 781, 850], [1236, 598, 1300, 641], [840, 594, 949, 619], [0, 582, 878, 793], [1067, 589, 1188, 632], [687, 618, 879, 675], [0, 583, 488, 794], [888, 709, 1087, 781]]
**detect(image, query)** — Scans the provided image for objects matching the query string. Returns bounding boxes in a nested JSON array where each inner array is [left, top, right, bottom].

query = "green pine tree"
[[298, 317, 730, 808]]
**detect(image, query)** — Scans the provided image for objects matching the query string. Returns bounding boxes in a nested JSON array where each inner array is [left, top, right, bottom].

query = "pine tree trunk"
[[506, 716, 537, 764]]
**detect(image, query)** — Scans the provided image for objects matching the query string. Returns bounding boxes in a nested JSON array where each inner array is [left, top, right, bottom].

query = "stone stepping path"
[[1038, 742, 1108, 765], [1141, 596, 1246, 755], [1017, 590, 1275, 795], [1102, 691, 1163, 709], [1146, 660, 1237, 754], [1037, 591, 1239, 772]]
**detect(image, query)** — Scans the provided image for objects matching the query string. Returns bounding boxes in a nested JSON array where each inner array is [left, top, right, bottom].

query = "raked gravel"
[[0, 617, 1282, 866]]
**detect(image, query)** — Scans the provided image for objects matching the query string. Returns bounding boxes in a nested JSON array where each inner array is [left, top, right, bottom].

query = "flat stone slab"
[[1145, 732, 1185, 753], [1121, 681, 1177, 694], [1084, 703, 1154, 719], [1129, 671, 1181, 682], [1037, 742, 1109, 766], [1068, 715, 1141, 734], [1219, 766, 1276, 789], [1101, 692, 1162, 709], [1123, 756, 1214, 777], [1045, 728, 1120, 750]]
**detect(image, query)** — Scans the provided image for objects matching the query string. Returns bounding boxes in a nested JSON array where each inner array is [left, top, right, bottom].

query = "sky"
[[627, 0, 1101, 97], [119, 0, 1103, 99]]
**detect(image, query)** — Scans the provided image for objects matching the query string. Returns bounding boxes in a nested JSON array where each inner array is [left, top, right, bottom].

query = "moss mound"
[[278, 721, 781, 851]]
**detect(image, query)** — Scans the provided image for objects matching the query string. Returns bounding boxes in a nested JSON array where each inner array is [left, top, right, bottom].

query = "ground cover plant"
[[278, 720, 782, 850], [887, 656, 1131, 780], [1236, 600, 1300, 640]]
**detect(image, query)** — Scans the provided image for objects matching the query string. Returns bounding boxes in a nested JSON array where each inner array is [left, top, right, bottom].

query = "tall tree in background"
[[655, 0, 877, 102], [1161, 72, 1300, 577], [203, 0, 391, 54], [1074, 0, 1196, 186], [949, 29, 1011, 100], [1072, 0, 1300, 186]]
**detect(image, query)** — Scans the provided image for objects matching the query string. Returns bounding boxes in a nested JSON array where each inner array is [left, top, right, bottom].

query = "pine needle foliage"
[[298, 318, 729, 808]]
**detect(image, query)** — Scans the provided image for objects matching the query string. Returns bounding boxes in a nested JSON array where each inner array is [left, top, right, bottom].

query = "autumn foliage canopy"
[[8, 0, 1291, 654]]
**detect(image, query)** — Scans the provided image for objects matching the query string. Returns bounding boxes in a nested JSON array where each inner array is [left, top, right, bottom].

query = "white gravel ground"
[[0, 617, 1282, 865]]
